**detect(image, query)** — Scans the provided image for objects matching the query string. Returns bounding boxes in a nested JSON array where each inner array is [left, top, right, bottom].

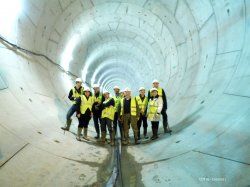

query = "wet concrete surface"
[[120, 146, 144, 187], [1, 0, 250, 186]]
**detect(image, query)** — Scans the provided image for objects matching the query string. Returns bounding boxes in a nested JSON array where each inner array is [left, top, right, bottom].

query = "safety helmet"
[[92, 84, 99, 88], [124, 87, 131, 92], [150, 88, 158, 92], [103, 90, 110, 94], [139, 87, 145, 91], [84, 87, 91, 92], [113, 86, 120, 90], [152, 79, 159, 84], [75, 78, 82, 83]]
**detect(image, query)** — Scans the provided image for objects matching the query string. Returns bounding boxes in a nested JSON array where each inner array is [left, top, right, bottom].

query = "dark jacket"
[[68, 86, 83, 101], [101, 98, 115, 109], [92, 92, 105, 114]]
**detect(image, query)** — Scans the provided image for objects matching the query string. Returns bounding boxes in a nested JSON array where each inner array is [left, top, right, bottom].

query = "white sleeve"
[[157, 97, 163, 113]]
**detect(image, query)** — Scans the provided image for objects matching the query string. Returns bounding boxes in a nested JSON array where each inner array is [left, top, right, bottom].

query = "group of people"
[[61, 78, 172, 145]]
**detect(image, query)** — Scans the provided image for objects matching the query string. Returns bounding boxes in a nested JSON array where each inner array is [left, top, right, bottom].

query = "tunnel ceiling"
[[0, 0, 250, 186], [28, 0, 209, 94]]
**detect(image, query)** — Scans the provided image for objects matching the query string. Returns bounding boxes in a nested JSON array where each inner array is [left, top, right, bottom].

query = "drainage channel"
[[105, 136, 144, 187]]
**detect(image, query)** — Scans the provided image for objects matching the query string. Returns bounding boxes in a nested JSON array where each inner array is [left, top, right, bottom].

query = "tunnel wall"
[[0, 0, 250, 186]]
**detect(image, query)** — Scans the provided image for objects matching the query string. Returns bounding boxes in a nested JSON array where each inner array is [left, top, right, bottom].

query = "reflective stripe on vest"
[[80, 95, 94, 114], [147, 99, 158, 120], [72, 87, 84, 104], [101, 98, 115, 120], [120, 97, 137, 116], [113, 94, 122, 112], [135, 96, 148, 113]]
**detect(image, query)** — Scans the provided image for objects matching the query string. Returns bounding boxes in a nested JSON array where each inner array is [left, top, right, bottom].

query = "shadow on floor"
[[171, 106, 204, 134]]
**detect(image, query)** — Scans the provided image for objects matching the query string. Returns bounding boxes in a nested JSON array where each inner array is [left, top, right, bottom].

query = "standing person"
[[92, 84, 104, 139], [61, 78, 84, 131], [136, 87, 149, 140], [120, 88, 140, 145], [147, 88, 163, 140], [76, 88, 94, 141], [113, 86, 123, 139], [148, 79, 172, 133], [101, 90, 115, 145]]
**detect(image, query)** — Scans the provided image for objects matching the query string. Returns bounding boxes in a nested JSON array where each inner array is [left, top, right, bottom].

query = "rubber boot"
[[164, 122, 172, 134], [134, 133, 140, 145], [110, 131, 115, 146], [166, 125, 172, 134], [151, 126, 157, 140], [61, 119, 72, 131], [155, 125, 159, 139], [122, 132, 129, 145], [95, 133, 100, 139], [76, 128, 82, 141], [137, 130, 141, 140], [144, 127, 149, 139], [83, 128, 89, 141], [101, 132, 106, 144]]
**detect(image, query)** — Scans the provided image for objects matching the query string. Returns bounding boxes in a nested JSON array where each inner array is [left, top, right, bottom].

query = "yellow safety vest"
[[80, 95, 94, 114], [147, 99, 158, 121], [135, 95, 148, 114], [94, 93, 103, 103], [150, 87, 163, 97], [113, 94, 122, 112], [120, 97, 137, 116], [72, 87, 84, 104], [101, 98, 115, 120]]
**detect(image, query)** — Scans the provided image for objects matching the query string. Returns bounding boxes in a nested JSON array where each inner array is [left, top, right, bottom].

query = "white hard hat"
[[84, 87, 91, 92], [139, 87, 145, 91], [113, 86, 120, 90], [92, 83, 99, 88], [75, 78, 82, 82], [103, 90, 110, 94], [125, 87, 131, 92], [150, 88, 158, 92], [152, 79, 159, 84]]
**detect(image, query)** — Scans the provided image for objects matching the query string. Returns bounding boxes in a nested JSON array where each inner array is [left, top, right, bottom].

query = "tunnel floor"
[[1, 0, 250, 186]]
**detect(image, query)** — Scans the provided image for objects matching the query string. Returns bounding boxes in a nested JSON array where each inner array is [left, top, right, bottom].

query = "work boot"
[[76, 128, 82, 141], [101, 132, 106, 144], [110, 132, 115, 146], [138, 131, 141, 140], [164, 123, 172, 134], [61, 119, 72, 131], [143, 128, 149, 139], [135, 139, 140, 145], [95, 134, 100, 139], [155, 125, 159, 138], [83, 128, 89, 140], [151, 126, 158, 140], [134, 134, 140, 144]]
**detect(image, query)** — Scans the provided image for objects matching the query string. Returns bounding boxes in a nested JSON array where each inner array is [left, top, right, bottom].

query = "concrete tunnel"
[[0, 0, 249, 186]]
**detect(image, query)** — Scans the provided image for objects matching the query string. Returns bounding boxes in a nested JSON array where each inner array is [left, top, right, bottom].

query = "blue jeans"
[[66, 104, 77, 120]]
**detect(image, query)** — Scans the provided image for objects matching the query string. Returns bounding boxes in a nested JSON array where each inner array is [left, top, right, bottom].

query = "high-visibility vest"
[[94, 93, 103, 103], [147, 98, 158, 121], [80, 95, 94, 114], [101, 98, 115, 120], [72, 87, 84, 104], [135, 95, 148, 114], [150, 87, 163, 97], [113, 94, 122, 112], [120, 97, 137, 116]]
